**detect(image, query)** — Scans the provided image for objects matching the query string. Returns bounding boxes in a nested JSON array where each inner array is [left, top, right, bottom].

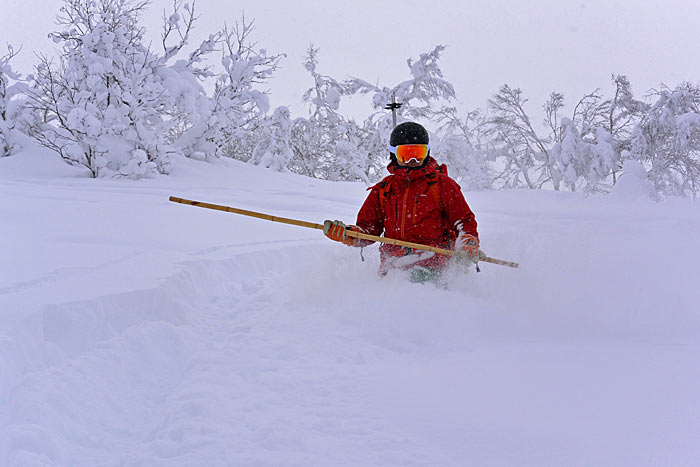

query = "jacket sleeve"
[[440, 175, 478, 239], [353, 186, 384, 246]]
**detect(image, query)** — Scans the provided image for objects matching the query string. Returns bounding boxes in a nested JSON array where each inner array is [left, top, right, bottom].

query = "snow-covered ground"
[[2, 150, 699, 466]]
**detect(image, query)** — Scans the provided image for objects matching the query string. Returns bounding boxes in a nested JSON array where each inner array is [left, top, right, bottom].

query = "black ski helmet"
[[390, 122, 429, 147]]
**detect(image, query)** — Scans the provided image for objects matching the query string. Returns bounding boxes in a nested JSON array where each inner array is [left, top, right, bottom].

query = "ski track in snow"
[[2, 155, 700, 466], [2, 250, 465, 466]]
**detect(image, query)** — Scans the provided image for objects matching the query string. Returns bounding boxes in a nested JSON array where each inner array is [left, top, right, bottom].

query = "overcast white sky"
[[3, 0, 700, 120]]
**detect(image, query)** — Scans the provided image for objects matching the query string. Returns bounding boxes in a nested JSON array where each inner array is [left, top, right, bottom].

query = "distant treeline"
[[1, 0, 698, 199]]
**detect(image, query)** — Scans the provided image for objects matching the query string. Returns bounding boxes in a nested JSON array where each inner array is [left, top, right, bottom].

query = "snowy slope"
[[2, 149, 700, 466]]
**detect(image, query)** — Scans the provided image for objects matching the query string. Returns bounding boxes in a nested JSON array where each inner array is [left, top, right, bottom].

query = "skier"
[[324, 121, 480, 283]]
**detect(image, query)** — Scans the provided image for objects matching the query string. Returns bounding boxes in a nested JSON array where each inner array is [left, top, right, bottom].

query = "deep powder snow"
[[1, 151, 699, 466]]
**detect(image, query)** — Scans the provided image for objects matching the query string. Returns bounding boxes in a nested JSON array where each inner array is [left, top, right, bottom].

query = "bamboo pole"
[[169, 196, 519, 268]]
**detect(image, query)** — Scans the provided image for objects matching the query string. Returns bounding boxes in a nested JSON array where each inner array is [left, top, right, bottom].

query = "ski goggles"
[[388, 143, 430, 163]]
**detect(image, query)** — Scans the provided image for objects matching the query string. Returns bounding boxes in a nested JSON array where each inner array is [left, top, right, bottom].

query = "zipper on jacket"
[[413, 194, 417, 224], [400, 185, 410, 240]]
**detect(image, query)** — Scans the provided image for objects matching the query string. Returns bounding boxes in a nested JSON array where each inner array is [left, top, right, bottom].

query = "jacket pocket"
[[413, 193, 441, 224]]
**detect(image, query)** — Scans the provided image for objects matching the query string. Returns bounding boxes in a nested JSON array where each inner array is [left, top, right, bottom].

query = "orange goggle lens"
[[389, 144, 430, 163]]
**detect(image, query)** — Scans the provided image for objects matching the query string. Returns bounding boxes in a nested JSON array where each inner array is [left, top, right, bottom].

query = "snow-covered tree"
[[486, 84, 620, 193], [26, 0, 181, 178], [631, 82, 700, 198], [544, 90, 617, 193], [277, 45, 466, 183], [434, 106, 491, 190], [552, 117, 581, 190], [551, 117, 616, 193], [571, 90, 609, 136], [542, 78, 645, 193], [157, 2, 219, 160], [349, 45, 456, 123], [604, 75, 648, 182], [288, 46, 383, 182], [0, 45, 27, 157], [178, 17, 283, 161], [332, 45, 461, 182], [486, 85, 556, 189], [329, 123, 384, 183], [25, 0, 260, 177], [250, 106, 293, 171], [288, 45, 343, 178], [587, 126, 617, 192]]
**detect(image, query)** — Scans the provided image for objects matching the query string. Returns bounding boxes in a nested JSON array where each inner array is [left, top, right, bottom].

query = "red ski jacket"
[[354, 157, 478, 273]]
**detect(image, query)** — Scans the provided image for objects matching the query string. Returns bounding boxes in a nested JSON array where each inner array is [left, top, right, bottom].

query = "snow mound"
[[0, 147, 90, 179], [609, 160, 656, 201]]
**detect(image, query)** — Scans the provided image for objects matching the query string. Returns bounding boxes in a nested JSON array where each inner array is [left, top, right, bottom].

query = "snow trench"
[[2, 244, 700, 466], [1, 246, 481, 466]]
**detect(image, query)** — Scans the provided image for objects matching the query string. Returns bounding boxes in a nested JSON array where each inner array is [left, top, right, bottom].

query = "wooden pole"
[[169, 196, 519, 268]]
